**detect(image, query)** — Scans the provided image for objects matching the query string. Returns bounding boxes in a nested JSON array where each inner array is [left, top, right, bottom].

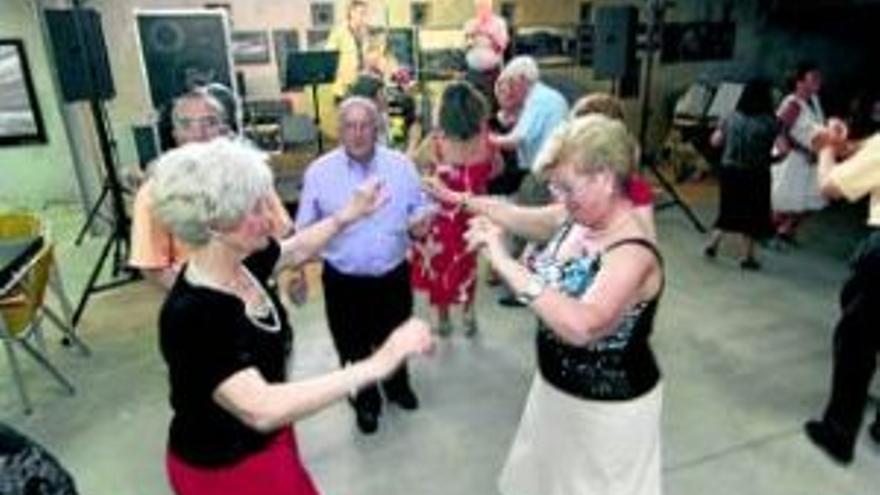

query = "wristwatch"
[[516, 275, 547, 305]]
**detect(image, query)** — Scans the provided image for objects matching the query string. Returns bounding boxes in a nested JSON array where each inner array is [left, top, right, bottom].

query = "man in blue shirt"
[[296, 97, 433, 434], [491, 56, 569, 175], [490, 56, 569, 305]]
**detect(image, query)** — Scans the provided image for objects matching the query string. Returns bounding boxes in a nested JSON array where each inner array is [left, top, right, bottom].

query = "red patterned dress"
[[411, 141, 495, 309]]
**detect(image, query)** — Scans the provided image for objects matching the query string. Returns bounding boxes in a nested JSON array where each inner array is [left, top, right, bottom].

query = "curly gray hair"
[[150, 138, 273, 247]]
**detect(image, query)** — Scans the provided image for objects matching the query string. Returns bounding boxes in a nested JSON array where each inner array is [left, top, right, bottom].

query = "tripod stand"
[[638, 0, 706, 233], [72, 138, 131, 247], [67, 4, 138, 327], [71, 100, 139, 327]]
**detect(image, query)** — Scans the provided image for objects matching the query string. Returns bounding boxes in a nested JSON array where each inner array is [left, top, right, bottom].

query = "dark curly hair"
[[438, 80, 489, 141]]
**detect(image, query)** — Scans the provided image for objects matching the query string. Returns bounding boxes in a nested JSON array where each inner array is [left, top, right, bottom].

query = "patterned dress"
[[411, 143, 495, 308]]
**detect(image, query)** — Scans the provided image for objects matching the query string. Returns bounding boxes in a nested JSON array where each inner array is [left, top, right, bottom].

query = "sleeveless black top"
[[534, 222, 664, 401]]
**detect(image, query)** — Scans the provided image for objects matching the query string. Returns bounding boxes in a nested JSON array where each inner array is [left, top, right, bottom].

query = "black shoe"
[[388, 388, 419, 411], [777, 232, 799, 247], [497, 294, 525, 307], [355, 409, 379, 434], [869, 420, 880, 445], [740, 258, 761, 271], [703, 245, 718, 259], [804, 420, 854, 465]]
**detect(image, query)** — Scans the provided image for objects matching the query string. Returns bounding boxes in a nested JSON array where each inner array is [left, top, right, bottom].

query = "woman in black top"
[[150, 138, 433, 495], [704, 79, 778, 270], [462, 115, 664, 495]]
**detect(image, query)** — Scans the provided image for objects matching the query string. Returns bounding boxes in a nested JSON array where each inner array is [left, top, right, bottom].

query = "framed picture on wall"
[[513, 25, 577, 66], [0, 39, 47, 146], [311, 2, 335, 27], [231, 30, 271, 64]]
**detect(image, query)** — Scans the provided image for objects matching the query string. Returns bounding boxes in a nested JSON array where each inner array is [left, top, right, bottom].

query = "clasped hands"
[[813, 117, 855, 159]]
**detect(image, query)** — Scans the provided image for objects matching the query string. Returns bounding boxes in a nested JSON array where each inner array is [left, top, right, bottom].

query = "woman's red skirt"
[[166, 428, 319, 495]]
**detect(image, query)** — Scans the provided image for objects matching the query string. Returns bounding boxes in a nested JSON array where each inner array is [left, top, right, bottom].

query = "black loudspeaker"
[[311, 2, 335, 27], [136, 12, 233, 111], [272, 29, 300, 86], [411, 2, 430, 26], [593, 5, 637, 79], [44, 8, 116, 102]]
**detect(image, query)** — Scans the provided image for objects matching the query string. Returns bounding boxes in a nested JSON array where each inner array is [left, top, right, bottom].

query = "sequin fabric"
[[533, 223, 663, 401]]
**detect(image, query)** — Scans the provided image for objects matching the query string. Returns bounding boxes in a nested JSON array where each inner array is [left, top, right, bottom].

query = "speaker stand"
[[71, 98, 140, 327], [638, 0, 706, 234], [309, 84, 325, 155]]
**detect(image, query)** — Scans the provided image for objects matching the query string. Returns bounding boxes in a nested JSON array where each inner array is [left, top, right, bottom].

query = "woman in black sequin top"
[[464, 114, 665, 495]]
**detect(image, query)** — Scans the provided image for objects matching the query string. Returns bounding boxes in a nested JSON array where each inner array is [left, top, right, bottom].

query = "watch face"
[[517, 275, 547, 304]]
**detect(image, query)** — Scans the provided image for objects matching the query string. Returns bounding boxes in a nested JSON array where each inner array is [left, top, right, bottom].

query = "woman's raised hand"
[[337, 177, 387, 226], [464, 216, 505, 256], [373, 318, 434, 378], [422, 176, 463, 206]]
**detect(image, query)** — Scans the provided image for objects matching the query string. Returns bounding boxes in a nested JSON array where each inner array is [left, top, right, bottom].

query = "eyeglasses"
[[342, 120, 376, 133], [548, 176, 593, 200], [175, 114, 224, 131]]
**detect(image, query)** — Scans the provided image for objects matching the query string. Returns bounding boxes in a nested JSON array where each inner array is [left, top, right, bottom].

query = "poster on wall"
[[0, 39, 47, 146], [232, 30, 271, 64]]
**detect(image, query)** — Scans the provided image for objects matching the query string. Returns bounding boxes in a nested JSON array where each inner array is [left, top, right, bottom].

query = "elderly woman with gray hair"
[[464, 115, 665, 495], [150, 138, 433, 495]]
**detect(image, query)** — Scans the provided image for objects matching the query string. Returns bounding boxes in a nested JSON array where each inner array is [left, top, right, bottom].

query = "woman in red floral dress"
[[411, 81, 498, 337]]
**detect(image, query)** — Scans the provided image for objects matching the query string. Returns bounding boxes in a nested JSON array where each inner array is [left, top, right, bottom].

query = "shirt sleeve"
[[829, 135, 880, 203], [129, 182, 175, 269], [294, 168, 323, 229], [511, 99, 538, 143], [401, 158, 433, 218]]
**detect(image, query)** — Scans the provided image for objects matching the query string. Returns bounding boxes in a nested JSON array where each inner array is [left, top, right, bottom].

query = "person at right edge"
[[805, 119, 880, 465]]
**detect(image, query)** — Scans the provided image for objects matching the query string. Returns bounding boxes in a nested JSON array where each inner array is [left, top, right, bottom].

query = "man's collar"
[[345, 149, 378, 170]]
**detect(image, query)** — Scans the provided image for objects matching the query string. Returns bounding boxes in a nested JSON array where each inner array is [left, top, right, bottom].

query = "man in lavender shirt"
[[296, 97, 433, 434]]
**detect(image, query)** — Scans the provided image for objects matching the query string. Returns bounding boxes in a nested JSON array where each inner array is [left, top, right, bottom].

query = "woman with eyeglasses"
[[431, 115, 665, 495]]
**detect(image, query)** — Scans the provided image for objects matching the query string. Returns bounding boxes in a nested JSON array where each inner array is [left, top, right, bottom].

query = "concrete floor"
[[2, 184, 879, 494]]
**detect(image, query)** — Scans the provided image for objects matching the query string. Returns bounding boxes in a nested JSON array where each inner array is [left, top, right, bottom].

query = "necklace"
[[186, 263, 281, 333]]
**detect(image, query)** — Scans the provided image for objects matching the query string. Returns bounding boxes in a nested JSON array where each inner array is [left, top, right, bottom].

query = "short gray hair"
[[150, 138, 273, 247], [499, 56, 540, 84], [171, 89, 226, 127], [338, 95, 381, 130]]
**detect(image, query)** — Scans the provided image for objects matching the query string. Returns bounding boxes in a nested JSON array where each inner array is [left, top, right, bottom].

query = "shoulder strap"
[[548, 219, 577, 257], [602, 238, 665, 298], [604, 238, 661, 262]]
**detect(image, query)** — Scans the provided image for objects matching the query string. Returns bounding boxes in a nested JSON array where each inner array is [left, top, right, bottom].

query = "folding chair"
[[0, 212, 89, 415]]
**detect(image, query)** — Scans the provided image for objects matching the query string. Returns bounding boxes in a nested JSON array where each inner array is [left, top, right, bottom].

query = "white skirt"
[[498, 373, 663, 495], [771, 154, 827, 213]]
